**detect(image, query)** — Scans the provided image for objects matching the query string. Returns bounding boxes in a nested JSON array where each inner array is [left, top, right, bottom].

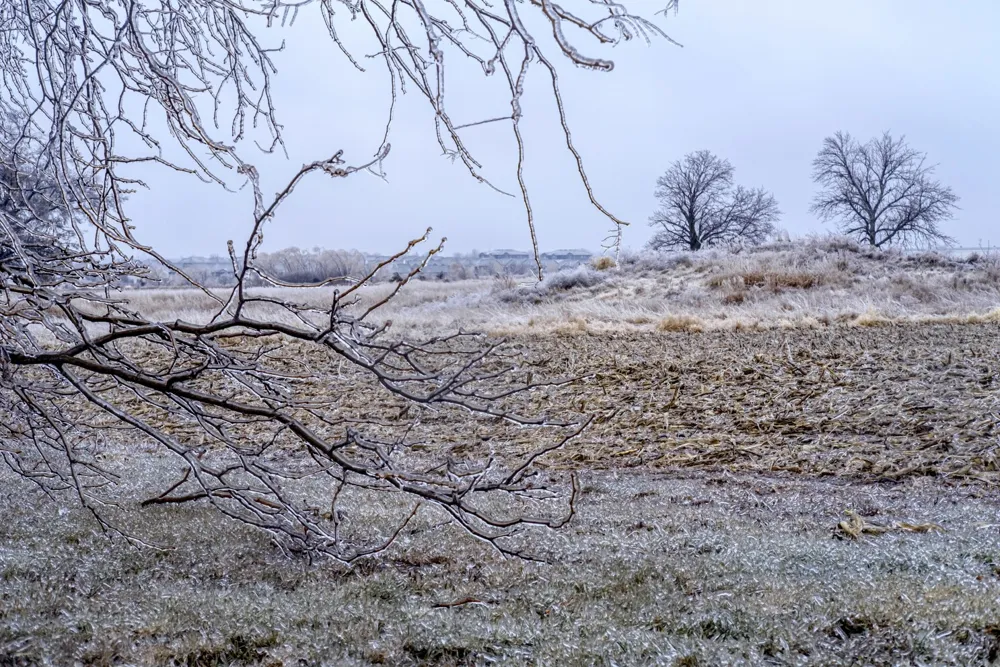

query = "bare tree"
[[647, 151, 780, 251], [811, 132, 959, 248], [0, 0, 677, 561]]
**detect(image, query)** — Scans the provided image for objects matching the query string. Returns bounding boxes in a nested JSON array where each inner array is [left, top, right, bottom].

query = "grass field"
[[3, 242, 1000, 665], [3, 461, 1000, 665]]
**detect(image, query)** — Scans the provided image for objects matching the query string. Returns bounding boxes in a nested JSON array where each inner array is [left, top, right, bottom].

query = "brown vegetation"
[[591, 255, 617, 271], [344, 322, 996, 485]]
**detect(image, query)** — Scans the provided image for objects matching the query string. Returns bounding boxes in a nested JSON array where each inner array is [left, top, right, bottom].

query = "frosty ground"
[[3, 462, 1000, 665], [2, 241, 999, 665]]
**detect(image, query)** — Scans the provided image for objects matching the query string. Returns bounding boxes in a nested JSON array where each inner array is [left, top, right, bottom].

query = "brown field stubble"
[[202, 323, 999, 485], [531, 323, 1000, 483]]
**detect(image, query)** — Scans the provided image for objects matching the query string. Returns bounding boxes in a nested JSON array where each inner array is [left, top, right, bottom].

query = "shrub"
[[804, 235, 864, 255], [620, 250, 696, 273], [764, 271, 821, 290], [906, 251, 958, 269], [492, 266, 607, 305], [541, 265, 606, 291], [657, 314, 704, 332], [709, 271, 822, 291], [491, 273, 517, 293], [981, 255, 1000, 284], [721, 290, 747, 305], [591, 255, 616, 271]]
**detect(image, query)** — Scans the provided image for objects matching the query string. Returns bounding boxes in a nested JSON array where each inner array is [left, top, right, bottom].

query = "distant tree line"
[[648, 132, 959, 252], [131, 247, 561, 289], [255, 247, 367, 285]]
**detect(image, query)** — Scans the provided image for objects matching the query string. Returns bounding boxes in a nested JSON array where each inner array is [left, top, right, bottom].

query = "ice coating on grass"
[[2, 458, 999, 665]]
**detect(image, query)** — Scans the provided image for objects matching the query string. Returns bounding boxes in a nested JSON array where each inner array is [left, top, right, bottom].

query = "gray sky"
[[128, 1, 1000, 257]]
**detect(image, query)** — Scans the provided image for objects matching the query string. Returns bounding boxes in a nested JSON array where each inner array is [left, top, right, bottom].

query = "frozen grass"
[[3, 460, 999, 665], [495, 265, 608, 305], [115, 237, 1000, 337]]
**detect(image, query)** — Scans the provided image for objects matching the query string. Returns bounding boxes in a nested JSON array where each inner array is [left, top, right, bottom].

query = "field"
[[3, 242, 1000, 665]]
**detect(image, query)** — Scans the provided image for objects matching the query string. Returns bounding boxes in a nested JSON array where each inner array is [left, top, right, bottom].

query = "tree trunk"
[[688, 216, 700, 251]]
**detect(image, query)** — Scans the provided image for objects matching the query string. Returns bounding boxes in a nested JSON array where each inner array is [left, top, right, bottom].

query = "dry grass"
[[115, 238, 1000, 338], [706, 269, 823, 291], [657, 314, 705, 332]]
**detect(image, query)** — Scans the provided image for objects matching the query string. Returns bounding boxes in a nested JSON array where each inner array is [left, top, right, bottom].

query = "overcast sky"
[[127, 1, 1000, 258]]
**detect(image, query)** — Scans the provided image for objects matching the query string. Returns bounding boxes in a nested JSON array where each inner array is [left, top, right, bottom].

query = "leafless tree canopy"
[[0, 0, 676, 561], [811, 132, 959, 249], [0, 114, 96, 280], [647, 150, 779, 252]]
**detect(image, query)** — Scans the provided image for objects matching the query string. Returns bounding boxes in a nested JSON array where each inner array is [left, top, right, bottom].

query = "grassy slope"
[[118, 238, 1000, 337]]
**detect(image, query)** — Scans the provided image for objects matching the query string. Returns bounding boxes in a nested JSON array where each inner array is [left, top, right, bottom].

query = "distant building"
[[478, 249, 532, 260], [174, 255, 231, 272], [540, 249, 592, 261]]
